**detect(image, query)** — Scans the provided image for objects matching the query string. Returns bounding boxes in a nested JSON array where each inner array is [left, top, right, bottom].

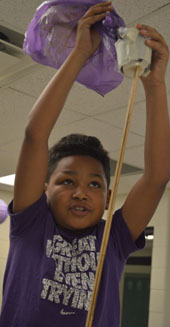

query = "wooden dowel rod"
[[85, 66, 140, 327]]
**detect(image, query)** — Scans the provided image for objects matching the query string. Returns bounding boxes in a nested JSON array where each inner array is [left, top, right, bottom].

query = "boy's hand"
[[137, 24, 169, 87], [74, 2, 113, 60]]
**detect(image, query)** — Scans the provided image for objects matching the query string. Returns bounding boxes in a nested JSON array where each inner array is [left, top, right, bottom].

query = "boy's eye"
[[90, 181, 101, 188], [62, 179, 73, 185]]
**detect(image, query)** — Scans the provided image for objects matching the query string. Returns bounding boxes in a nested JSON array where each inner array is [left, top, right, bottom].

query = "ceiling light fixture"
[[0, 174, 15, 186]]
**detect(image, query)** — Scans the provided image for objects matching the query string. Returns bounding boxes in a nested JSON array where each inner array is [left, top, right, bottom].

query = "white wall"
[[147, 189, 170, 327], [103, 185, 170, 326]]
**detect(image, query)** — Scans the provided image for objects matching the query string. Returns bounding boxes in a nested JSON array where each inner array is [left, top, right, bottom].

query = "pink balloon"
[[0, 199, 8, 224]]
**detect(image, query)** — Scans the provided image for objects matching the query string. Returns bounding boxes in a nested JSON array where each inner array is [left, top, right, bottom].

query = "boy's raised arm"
[[13, 2, 114, 213], [122, 25, 170, 241]]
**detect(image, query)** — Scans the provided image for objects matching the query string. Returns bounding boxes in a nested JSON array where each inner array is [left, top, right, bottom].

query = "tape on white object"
[[115, 27, 152, 78]]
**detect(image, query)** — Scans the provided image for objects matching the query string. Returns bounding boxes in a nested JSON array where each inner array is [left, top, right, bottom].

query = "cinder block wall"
[[0, 189, 12, 309], [148, 189, 170, 327]]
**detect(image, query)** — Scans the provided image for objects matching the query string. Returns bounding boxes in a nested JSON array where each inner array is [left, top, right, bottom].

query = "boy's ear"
[[44, 183, 48, 192], [105, 189, 111, 210]]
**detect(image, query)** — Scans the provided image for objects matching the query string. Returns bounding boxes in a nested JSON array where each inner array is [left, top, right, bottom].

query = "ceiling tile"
[[9, 66, 56, 98], [54, 108, 87, 127], [0, 0, 43, 33], [0, 148, 18, 176], [95, 100, 146, 136], [64, 76, 146, 116], [110, 145, 145, 169], [115, 0, 170, 24], [0, 87, 35, 145], [128, 3, 170, 46], [49, 117, 144, 153]]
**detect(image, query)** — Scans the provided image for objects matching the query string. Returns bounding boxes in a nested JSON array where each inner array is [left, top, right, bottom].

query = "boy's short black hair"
[[47, 134, 110, 188]]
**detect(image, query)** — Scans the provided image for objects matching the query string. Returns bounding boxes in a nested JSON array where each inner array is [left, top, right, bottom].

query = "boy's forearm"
[[143, 81, 170, 184], [26, 49, 87, 141]]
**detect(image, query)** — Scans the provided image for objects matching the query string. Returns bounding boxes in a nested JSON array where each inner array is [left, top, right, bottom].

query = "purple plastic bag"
[[0, 199, 8, 224], [23, 0, 125, 96]]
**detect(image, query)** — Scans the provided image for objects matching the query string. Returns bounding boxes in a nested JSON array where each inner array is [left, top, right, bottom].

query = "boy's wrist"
[[143, 81, 167, 104], [142, 79, 166, 93], [70, 48, 90, 67]]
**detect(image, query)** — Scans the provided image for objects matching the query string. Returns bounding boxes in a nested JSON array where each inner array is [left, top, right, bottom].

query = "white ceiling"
[[0, 0, 170, 192]]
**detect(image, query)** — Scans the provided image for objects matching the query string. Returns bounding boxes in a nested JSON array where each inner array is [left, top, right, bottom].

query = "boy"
[[0, 2, 170, 326]]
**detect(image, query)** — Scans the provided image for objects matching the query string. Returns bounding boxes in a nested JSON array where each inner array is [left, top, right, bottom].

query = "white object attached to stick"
[[115, 27, 152, 78]]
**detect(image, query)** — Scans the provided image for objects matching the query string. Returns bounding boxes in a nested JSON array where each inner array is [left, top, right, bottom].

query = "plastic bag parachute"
[[23, 0, 126, 96], [0, 199, 8, 224]]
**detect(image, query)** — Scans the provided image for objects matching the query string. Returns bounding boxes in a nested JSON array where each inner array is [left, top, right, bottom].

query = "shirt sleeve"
[[110, 208, 146, 260], [8, 192, 48, 238]]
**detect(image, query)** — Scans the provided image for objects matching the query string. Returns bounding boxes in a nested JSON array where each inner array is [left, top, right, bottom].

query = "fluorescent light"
[[0, 174, 15, 186], [145, 235, 154, 240]]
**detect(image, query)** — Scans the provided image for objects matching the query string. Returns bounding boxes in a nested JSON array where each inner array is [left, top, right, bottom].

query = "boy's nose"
[[72, 187, 88, 200]]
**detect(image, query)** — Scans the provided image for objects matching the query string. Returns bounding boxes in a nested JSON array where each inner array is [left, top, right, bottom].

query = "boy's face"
[[46, 155, 110, 230]]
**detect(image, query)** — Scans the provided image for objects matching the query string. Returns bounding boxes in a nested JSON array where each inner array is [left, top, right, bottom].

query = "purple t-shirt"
[[0, 193, 145, 327]]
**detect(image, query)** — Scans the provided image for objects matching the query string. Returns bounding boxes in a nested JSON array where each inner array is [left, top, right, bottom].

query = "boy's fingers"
[[91, 1, 113, 10], [78, 2, 114, 29], [92, 1, 113, 8], [146, 39, 169, 60], [144, 35, 169, 60], [146, 39, 164, 52], [83, 2, 113, 19], [82, 12, 107, 26], [136, 24, 169, 65], [137, 24, 168, 48]]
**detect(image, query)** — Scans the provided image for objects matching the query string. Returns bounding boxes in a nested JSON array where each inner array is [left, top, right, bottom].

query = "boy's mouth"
[[74, 206, 86, 211], [70, 205, 90, 216]]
